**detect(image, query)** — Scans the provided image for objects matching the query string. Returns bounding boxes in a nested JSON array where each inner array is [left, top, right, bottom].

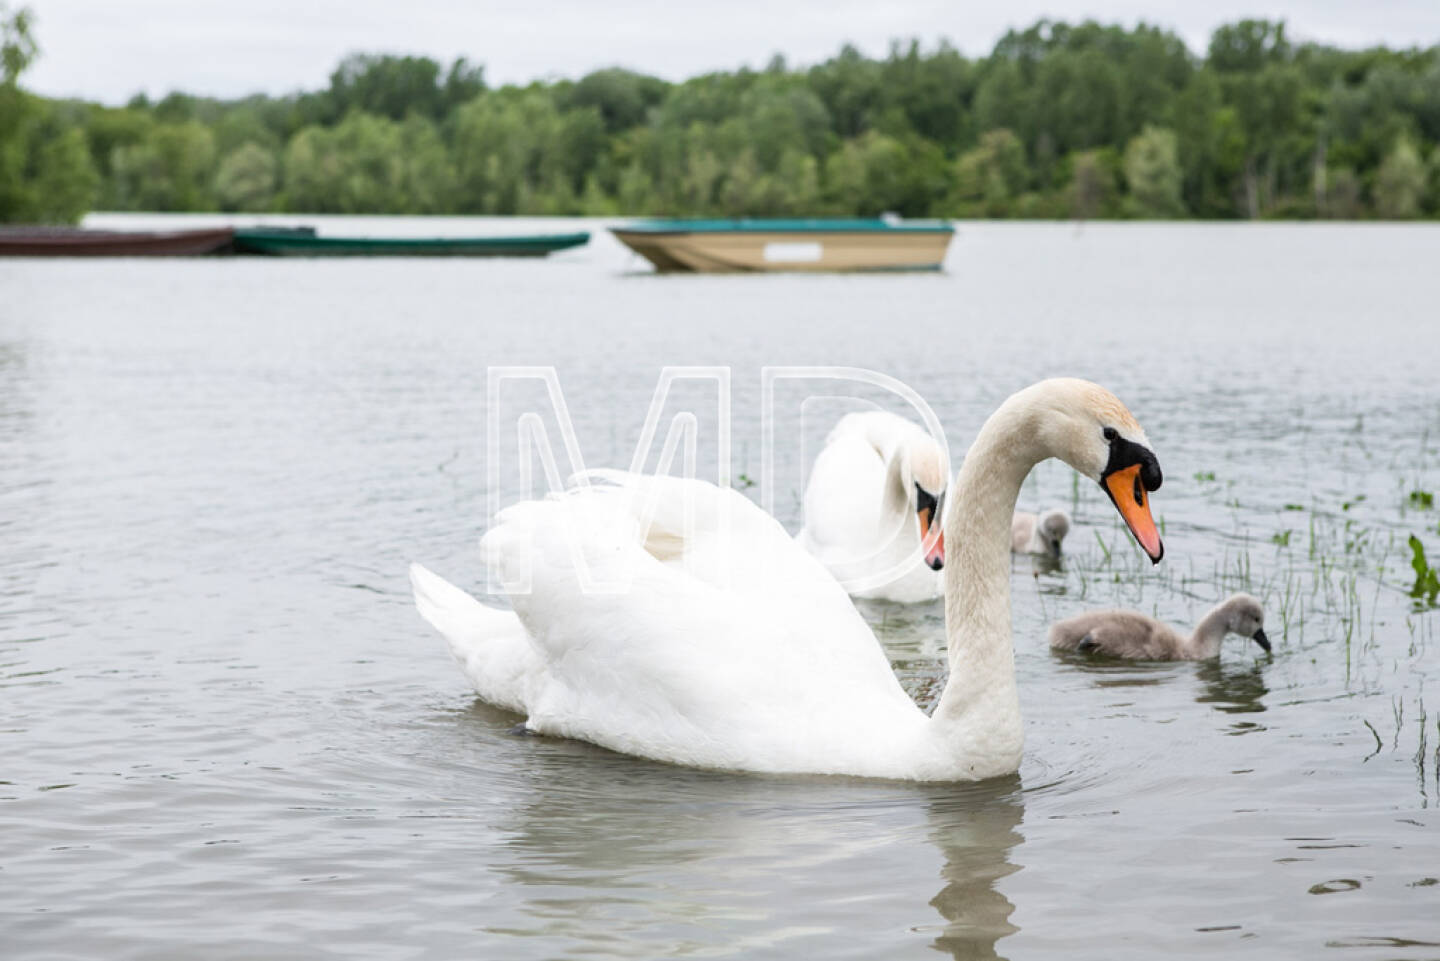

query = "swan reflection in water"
[[925, 782, 1025, 959], [454, 703, 1027, 960]]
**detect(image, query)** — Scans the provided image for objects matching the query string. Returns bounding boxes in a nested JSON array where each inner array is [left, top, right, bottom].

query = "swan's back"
[[1047, 609, 1187, 659]]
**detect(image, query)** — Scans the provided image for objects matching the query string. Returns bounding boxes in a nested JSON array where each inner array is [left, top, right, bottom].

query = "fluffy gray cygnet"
[[1011, 508, 1071, 560], [1048, 593, 1270, 660]]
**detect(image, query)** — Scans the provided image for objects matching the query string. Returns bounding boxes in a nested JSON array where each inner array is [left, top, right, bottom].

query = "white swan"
[[410, 378, 1165, 781], [795, 411, 948, 603]]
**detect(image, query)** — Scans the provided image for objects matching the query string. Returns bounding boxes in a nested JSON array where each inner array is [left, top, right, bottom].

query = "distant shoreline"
[[4, 17, 1437, 226]]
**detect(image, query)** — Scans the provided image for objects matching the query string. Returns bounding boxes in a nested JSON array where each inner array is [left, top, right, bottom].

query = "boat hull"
[[611, 223, 953, 273], [231, 231, 590, 257], [0, 227, 235, 257]]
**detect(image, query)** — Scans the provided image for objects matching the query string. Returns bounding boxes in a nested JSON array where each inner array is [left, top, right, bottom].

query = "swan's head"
[[902, 437, 948, 571], [1028, 379, 1164, 564], [1221, 593, 1270, 652], [1037, 509, 1071, 559]]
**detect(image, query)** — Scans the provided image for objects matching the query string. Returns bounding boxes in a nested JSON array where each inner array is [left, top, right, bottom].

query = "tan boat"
[[610, 219, 954, 273]]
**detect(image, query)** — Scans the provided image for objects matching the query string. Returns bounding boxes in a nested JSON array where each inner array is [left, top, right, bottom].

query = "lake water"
[[2, 215, 1439, 959]]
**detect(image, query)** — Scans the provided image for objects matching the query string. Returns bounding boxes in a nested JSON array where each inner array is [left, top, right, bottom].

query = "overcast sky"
[[21, 0, 1440, 104]]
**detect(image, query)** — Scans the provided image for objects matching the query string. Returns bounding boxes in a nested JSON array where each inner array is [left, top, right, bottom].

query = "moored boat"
[[609, 218, 954, 273], [0, 226, 235, 257], [231, 228, 590, 257]]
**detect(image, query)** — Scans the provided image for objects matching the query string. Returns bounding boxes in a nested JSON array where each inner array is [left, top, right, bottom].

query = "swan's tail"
[[409, 563, 534, 714], [411, 562, 497, 637]]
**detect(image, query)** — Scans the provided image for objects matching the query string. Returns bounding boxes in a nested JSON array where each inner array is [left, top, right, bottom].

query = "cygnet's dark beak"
[[1252, 628, 1272, 653]]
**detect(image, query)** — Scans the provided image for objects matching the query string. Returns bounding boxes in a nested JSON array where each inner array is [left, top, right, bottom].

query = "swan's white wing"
[[470, 472, 923, 772]]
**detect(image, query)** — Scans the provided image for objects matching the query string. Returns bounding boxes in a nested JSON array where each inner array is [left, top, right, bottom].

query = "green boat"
[[232, 227, 590, 258]]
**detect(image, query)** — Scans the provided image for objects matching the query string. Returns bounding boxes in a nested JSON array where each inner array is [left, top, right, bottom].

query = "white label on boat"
[[763, 242, 822, 263]]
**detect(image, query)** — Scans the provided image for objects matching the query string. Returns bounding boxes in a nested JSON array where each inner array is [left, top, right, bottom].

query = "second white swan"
[[796, 410, 949, 603]]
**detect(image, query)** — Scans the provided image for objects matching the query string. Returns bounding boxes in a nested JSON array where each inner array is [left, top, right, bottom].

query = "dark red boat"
[[0, 226, 235, 257]]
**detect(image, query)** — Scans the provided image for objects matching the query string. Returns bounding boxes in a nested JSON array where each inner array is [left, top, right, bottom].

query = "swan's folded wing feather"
[[560, 470, 839, 602]]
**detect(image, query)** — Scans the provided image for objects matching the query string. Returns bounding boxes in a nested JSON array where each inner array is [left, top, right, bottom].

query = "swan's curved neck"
[[931, 398, 1047, 761], [881, 442, 910, 511], [851, 418, 909, 502], [1189, 605, 1231, 658]]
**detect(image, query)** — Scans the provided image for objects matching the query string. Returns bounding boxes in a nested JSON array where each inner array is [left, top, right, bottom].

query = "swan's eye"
[[1102, 427, 1118, 442]]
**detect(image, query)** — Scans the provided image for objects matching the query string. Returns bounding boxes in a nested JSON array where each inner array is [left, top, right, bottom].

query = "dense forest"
[[2, 4, 1438, 223]]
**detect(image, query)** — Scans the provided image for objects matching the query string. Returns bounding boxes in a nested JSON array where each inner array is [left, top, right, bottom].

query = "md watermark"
[[485, 366, 949, 595]]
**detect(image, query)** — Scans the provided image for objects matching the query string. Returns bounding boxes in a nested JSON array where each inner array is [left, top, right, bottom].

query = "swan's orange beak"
[[1102, 464, 1164, 564], [918, 506, 944, 571]]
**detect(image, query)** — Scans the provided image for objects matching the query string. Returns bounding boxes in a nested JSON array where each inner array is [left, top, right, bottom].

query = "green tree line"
[[3, 5, 1439, 223]]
